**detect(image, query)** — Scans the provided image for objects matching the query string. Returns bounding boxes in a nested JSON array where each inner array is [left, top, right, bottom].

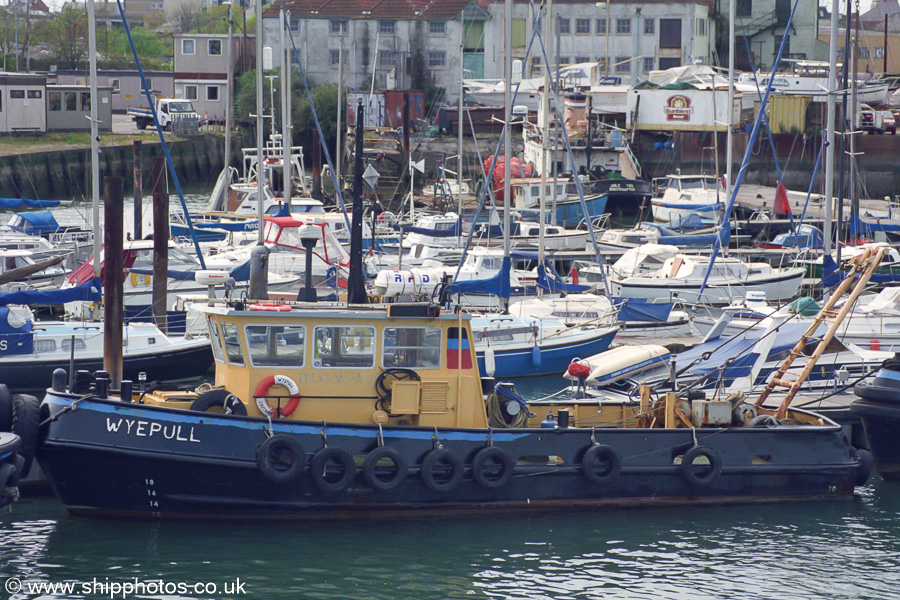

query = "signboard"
[[627, 88, 741, 132]]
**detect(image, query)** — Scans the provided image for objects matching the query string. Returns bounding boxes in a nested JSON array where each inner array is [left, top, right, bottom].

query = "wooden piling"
[[103, 177, 124, 387], [151, 156, 169, 333]]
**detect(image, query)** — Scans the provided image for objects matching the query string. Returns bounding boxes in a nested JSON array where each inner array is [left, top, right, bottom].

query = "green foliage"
[[33, 4, 86, 70], [425, 86, 446, 115]]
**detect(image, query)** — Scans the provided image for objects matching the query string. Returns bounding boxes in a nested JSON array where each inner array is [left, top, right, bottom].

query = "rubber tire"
[[681, 446, 723, 488], [0, 462, 17, 509], [471, 447, 514, 489], [855, 448, 875, 487], [362, 447, 408, 492], [581, 444, 622, 486], [11, 394, 40, 479], [748, 414, 781, 428], [420, 448, 463, 493], [190, 390, 248, 416], [255, 435, 305, 483], [0, 384, 11, 433], [309, 447, 356, 493]]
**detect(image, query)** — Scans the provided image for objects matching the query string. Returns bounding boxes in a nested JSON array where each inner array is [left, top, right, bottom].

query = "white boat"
[[651, 174, 724, 223], [735, 61, 890, 106], [464, 62, 595, 111], [563, 345, 671, 387]]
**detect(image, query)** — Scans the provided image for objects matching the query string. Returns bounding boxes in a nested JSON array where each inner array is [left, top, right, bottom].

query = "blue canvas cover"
[[0, 198, 61, 209], [613, 298, 673, 322], [0, 306, 33, 356], [454, 256, 512, 298], [10, 211, 61, 233], [0, 278, 100, 306]]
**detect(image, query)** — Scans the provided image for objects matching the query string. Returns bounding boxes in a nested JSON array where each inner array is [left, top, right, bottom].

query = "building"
[[173, 33, 253, 122], [0, 72, 46, 135], [720, 0, 825, 71], [50, 70, 175, 113], [46, 84, 113, 132]]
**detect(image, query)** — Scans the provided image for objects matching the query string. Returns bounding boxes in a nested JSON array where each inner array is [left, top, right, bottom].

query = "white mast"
[[824, 0, 839, 256], [503, 0, 511, 312], [336, 27, 344, 190], [725, 0, 734, 205], [88, 0, 100, 288], [281, 9, 291, 207], [539, 0, 552, 274], [224, 1, 233, 189], [256, 0, 266, 243]]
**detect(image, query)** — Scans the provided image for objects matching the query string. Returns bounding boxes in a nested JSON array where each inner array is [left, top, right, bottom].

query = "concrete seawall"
[[0, 135, 226, 199]]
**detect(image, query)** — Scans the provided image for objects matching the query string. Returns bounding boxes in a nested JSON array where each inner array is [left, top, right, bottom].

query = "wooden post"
[[151, 156, 169, 333], [133, 140, 143, 241], [103, 177, 124, 387], [311, 130, 321, 200]]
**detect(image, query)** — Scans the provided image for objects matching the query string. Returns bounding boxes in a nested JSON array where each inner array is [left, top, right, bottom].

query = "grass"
[[0, 130, 224, 157]]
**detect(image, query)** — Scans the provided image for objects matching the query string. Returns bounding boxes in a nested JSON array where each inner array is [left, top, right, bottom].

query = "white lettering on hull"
[[106, 418, 200, 443]]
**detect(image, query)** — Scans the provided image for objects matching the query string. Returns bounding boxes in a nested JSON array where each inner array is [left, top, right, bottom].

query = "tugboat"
[[852, 354, 900, 480]]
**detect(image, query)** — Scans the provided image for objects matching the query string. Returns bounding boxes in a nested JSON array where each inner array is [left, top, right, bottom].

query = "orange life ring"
[[248, 303, 292, 312], [255, 374, 301, 417]]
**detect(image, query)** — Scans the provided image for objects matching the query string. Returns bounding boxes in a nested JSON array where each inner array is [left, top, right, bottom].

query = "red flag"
[[774, 182, 791, 217]]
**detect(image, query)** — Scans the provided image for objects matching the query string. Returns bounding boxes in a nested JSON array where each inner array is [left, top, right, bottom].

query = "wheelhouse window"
[[383, 327, 441, 369], [221, 322, 245, 365], [208, 317, 225, 362], [246, 324, 305, 367], [313, 325, 375, 368]]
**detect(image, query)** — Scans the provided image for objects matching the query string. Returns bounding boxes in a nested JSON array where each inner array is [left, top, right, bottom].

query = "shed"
[[46, 84, 113, 133], [0, 72, 47, 135]]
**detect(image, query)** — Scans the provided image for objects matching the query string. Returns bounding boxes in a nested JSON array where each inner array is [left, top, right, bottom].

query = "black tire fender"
[[190, 390, 247, 416], [471, 446, 514, 489], [855, 448, 875, 487], [0, 462, 17, 509], [362, 447, 408, 492], [681, 446, 722, 487], [420, 448, 463, 493], [309, 447, 356, 493], [581, 444, 622, 486], [255, 435, 305, 483], [0, 384, 12, 433], [11, 394, 40, 479]]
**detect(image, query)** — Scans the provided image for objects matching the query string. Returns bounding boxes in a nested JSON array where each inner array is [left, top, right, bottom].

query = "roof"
[[264, 0, 486, 20]]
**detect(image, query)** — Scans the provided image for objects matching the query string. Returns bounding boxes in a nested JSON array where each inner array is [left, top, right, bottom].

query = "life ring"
[[362, 447, 408, 491], [248, 303, 292, 312], [256, 435, 306, 483], [255, 374, 301, 418], [420, 448, 463, 493], [309, 447, 356, 493], [680, 446, 722, 487], [581, 444, 621, 486], [190, 389, 247, 416], [471, 446, 514, 489], [10, 394, 40, 479]]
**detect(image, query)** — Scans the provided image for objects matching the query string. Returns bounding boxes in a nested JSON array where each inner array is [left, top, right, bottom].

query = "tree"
[[36, 4, 86, 70]]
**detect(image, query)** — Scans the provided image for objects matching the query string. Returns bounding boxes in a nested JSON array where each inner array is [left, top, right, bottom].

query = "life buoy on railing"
[[255, 374, 301, 417], [248, 303, 292, 312]]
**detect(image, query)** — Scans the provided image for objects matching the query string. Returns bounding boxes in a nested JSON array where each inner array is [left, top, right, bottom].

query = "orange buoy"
[[871, 339, 881, 351]]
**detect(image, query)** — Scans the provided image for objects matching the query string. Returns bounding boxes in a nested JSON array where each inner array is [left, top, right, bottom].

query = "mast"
[[726, 0, 734, 208], [823, 0, 839, 259], [224, 1, 233, 191], [502, 0, 511, 312], [255, 0, 266, 244], [281, 9, 291, 208], [457, 23, 465, 224], [88, 0, 100, 292], [336, 27, 344, 190], [539, 0, 551, 276]]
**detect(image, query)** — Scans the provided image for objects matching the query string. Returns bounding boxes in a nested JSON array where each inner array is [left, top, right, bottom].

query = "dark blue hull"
[[36, 392, 864, 519], [852, 370, 900, 481], [476, 330, 616, 378]]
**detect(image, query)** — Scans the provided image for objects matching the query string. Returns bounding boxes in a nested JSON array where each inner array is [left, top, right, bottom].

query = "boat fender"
[[362, 447, 408, 492], [255, 375, 301, 418], [870, 339, 880, 351], [10, 395, 40, 479], [531, 345, 542, 368], [248, 302, 292, 312], [309, 447, 357, 493], [581, 444, 621, 486], [855, 448, 875, 487], [747, 414, 781, 428], [680, 446, 722, 487], [0, 461, 19, 509], [0, 384, 11, 433], [484, 347, 496, 377], [255, 435, 306, 483], [420, 448, 464, 493], [567, 362, 591, 379], [190, 390, 248, 416], [471, 446, 514, 489]]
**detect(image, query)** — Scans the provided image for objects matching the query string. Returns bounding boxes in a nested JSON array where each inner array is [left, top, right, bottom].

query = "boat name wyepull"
[[106, 418, 200, 443]]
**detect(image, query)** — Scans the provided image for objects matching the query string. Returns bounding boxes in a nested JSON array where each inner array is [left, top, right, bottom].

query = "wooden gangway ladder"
[[754, 246, 886, 419]]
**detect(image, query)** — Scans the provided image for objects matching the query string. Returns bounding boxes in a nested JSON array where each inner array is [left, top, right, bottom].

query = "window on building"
[[182, 39, 195, 55], [111, 78, 120, 93], [576, 18, 590, 34], [208, 39, 222, 56], [290, 19, 299, 32], [330, 49, 341, 65], [697, 18, 706, 36], [143, 78, 153, 93], [644, 57, 655, 72], [378, 50, 395, 67], [645, 18, 655, 34], [616, 19, 631, 34], [207, 85, 219, 101], [10, 90, 24, 99], [575, 56, 590, 63], [330, 20, 347, 33], [596, 18, 607, 34], [313, 325, 375, 368], [557, 17, 570, 34], [876, 47, 885, 59], [149, 1, 163, 9], [291, 49, 300, 65], [736, 0, 752, 17], [64, 91, 76, 110], [615, 57, 630, 73], [659, 18, 682, 49], [428, 50, 446, 68], [27, 90, 41, 99], [80, 92, 90, 111], [185, 85, 198, 100], [383, 327, 441, 369], [429, 21, 446, 34], [558, 56, 569, 66], [379, 21, 396, 34], [49, 91, 61, 111]]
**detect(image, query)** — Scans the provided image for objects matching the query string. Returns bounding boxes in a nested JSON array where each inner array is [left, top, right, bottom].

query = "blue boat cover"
[[0, 278, 100, 306], [0, 305, 33, 355], [454, 256, 512, 298], [849, 211, 900, 236], [0, 198, 61, 209], [536, 264, 590, 294], [612, 297, 673, 322], [9, 211, 61, 233]]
